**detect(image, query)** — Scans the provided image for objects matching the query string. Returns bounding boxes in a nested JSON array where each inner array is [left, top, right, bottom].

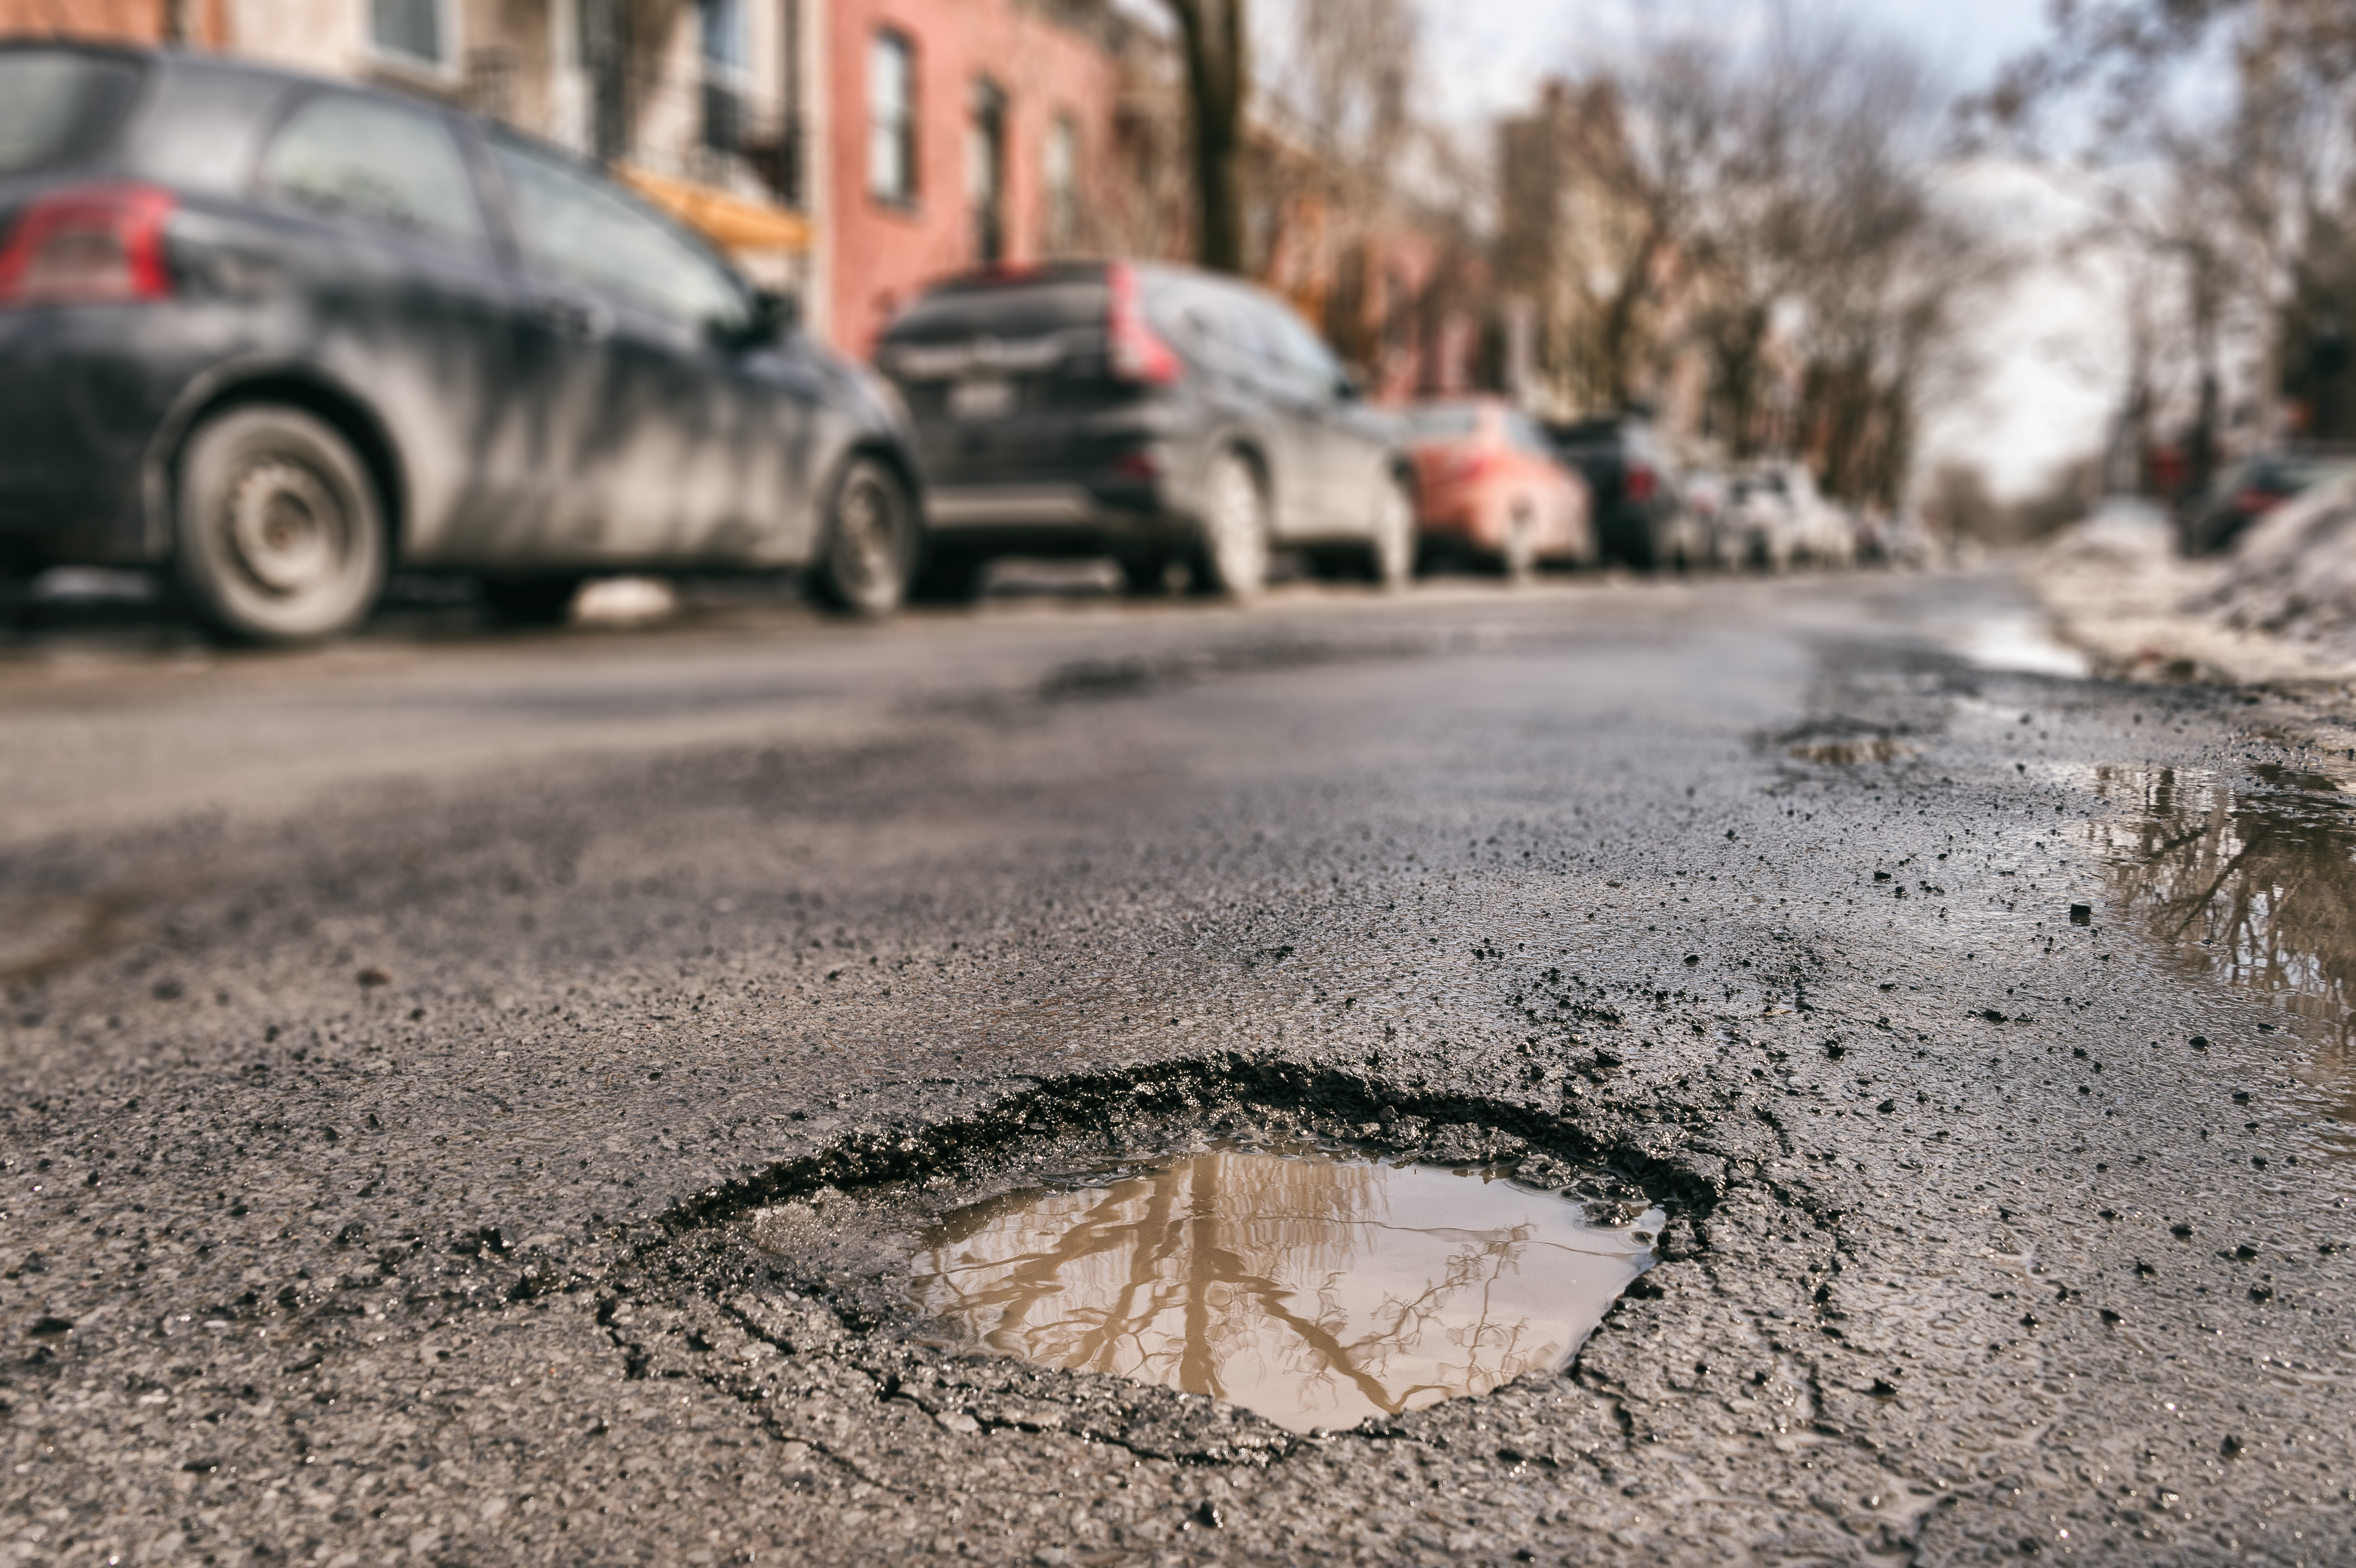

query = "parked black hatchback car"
[[1546, 413, 1702, 570], [873, 261, 1416, 599], [0, 43, 922, 640]]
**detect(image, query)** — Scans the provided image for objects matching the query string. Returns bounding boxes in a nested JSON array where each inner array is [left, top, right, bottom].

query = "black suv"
[[0, 43, 922, 640], [873, 261, 1415, 599]]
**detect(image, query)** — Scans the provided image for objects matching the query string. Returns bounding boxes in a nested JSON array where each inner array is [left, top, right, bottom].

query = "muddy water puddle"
[[2089, 762, 2356, 1144], [1790, 736, 1914, 766], [905, 1146, 1657, 1434]]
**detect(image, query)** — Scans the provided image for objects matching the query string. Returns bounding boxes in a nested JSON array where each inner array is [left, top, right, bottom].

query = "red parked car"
[[1401, 399, 1594, 577]]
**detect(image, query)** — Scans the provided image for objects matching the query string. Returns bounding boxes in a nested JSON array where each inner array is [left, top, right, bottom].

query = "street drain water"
[[904, 1145, 1659, 1434]]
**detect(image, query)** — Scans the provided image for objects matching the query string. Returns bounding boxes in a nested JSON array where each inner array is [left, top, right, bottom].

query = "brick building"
[[2, 0, 1476, 388], [820, 0, 1126, 354]]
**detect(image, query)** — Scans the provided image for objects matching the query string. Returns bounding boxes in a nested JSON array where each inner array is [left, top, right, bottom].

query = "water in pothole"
[[2089, 761, 2356, 1148], [905, 1146, 1659, 1434]]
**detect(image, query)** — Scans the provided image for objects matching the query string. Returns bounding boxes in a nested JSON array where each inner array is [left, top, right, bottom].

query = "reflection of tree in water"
[[2090, 763, 2356, 1124], [909, 1152, 1585, 1428]]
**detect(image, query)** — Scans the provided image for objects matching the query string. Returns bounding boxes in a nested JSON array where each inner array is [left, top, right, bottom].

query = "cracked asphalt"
[[3, 568, 2354, 1566]]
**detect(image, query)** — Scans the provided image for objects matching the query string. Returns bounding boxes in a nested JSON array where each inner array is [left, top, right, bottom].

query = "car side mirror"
[[736, 288, 800, 348], [1336, 363, 1369, 402]]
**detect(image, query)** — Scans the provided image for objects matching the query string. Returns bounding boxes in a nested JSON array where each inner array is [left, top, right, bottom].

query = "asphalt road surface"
[[4, 568, 2353, 1567]]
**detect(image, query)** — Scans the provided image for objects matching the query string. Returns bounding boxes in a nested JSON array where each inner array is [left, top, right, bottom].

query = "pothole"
[[1789, 737, 1914, 765], [673, 1063, 1713, 1449], [0, 893, 123, 981], [900, 1142, 1658, 1434]]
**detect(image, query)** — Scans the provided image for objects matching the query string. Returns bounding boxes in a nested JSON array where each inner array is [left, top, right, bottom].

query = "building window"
[[868, 30, 916, 206], [1043, 112, 1077, 255], [369, 0, 449, 71], [700, 0, 748, 155], [967, 78, 1006, 264]]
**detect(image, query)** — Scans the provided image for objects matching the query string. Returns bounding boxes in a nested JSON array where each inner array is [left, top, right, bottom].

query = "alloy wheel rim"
[[227, 459, 344, 598], [1212, 460, 1266, 592], [835, 475, 900, 597], [1381, 486, 1413, 581]]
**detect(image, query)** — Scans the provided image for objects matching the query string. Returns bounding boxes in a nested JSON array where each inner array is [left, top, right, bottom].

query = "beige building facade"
[[20, 0, 828, 303]]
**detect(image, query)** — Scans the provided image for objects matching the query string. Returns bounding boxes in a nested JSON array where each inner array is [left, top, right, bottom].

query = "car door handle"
[[525, 294, 611, 342]]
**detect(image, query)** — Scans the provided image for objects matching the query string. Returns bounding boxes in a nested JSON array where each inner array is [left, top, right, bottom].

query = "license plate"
[[948, 378, 1016, 421]]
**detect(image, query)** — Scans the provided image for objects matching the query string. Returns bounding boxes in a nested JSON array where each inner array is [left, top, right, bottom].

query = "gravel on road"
[[3, 570, 2353, 1567]]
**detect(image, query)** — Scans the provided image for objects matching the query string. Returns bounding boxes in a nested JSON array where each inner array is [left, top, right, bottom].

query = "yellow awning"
[[617, 164, 810, 255]]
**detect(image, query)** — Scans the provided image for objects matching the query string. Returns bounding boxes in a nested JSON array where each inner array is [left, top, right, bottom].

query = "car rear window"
[[1404, 405, 1481, 439], [0, 52, 139, 174], [886, 276, 1107, 343]]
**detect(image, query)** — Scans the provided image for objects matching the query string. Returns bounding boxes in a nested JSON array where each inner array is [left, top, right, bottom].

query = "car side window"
[[1259, 302, 1342, 396], [258, 93, 486, 242], [489, 139, 748, 332], [1161, 282, 1254, 378], [1505, 413, 1552, 455]]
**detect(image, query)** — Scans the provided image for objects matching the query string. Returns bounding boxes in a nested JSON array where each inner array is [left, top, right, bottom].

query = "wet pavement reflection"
[[2090, 762, 2356, 1143], [906, 1148, 1656, 1434]]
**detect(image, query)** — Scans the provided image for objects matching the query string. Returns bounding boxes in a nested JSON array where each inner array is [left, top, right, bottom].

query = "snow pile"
[[2193, 473, 2356, 654]]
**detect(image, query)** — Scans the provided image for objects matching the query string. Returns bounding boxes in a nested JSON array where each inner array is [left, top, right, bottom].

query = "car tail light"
[[2232, 488, 2286, 516], [0, 184, 177, 307], [1110, 448, 1161, 480], [1106, 262, 1181, 386], [1624, 462, 1657, 503]]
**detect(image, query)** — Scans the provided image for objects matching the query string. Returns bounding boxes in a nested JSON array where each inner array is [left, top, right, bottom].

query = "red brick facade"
[[822, 0, 1120, 355], [0, 0, 164, 42]]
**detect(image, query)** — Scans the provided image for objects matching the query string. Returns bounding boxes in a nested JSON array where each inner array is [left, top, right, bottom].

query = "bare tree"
[[1161, 0, 1250, 274], [1257, 0, 1431, 360], [1528, 10, 2002, 504], [1984, 0, 2356, 462]]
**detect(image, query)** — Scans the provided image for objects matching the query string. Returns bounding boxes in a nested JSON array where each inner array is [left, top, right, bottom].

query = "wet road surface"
[[3, 568, 2354, 1565]]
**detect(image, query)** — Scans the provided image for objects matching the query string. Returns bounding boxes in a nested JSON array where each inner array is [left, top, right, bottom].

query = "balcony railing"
[[461, 45, 807, 217]]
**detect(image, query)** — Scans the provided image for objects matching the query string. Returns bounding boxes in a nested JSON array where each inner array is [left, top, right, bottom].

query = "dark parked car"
[[2182, 449, 2356, 556], [1545, 414, 1702, 570], [873, 261, 1416, 599], [0, 43, 921, 640]]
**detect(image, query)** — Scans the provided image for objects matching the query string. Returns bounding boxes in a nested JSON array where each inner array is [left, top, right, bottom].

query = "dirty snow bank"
[[2189, 473, 2356, 654], [2028, 489, 2356, 684]]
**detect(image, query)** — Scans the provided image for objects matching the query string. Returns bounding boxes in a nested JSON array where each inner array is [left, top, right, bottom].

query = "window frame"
[[252, 87, 491, 250], [485, 130, 754, 335], [867, 28, 919, 210], [966, 76, 1006, 264], [363, 0, 462, 85], [1042, 109, 1078, 256]]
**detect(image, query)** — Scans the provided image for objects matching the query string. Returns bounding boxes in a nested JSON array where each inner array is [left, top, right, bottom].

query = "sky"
[[1398, 0, 2124, 501], [1412, 0, 2061, 128]]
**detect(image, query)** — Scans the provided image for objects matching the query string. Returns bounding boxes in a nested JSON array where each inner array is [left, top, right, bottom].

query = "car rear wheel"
[[1501, 505, 1538, 583], [173, 405, 387, 643], [1368, 474, 1416, 590], [1191, 450, 1269, 599], [809, 457, 917, 617]]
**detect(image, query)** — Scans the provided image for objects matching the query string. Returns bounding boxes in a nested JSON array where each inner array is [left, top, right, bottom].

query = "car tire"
[[1191, 449, 1269, 599], [173, 405, 388, 643], [1501, 505, 1538, 583], [1367, 473, 1416, 590], [480, 576, 583, 626], [809, 456, 917, 617]]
